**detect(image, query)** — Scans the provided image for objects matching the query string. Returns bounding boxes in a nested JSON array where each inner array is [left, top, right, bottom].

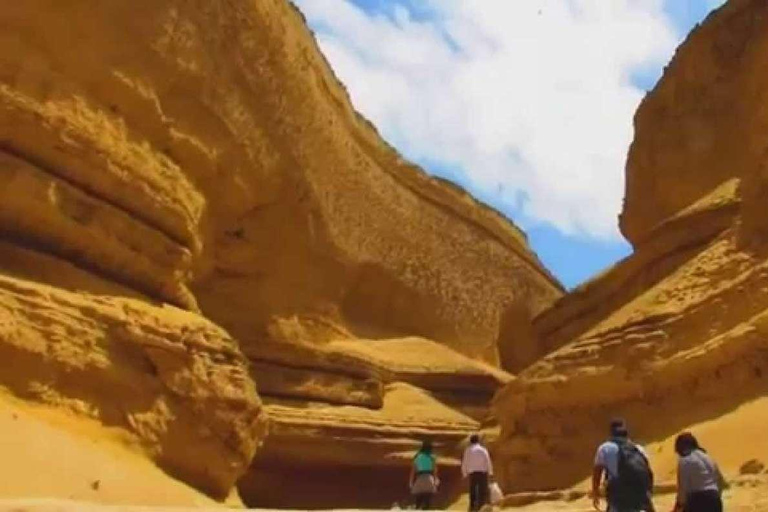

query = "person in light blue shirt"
[[592, 419, 655, 512]]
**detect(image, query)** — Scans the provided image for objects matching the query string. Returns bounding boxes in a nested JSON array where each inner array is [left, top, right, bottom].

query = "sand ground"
[[0, 392, 234, 508], [1, 486, 768, 512], [2, 389, 767, 511]]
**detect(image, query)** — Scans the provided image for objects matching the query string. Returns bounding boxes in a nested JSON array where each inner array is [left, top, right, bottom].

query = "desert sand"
[[0, 393, 234, 507]]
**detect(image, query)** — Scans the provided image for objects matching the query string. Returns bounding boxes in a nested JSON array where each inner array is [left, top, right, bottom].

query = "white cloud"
[[294, 0, 685, 239]]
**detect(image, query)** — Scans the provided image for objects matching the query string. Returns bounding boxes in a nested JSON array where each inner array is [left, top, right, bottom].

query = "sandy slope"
[[0, 393, 235, 507], [0, 502, 234, 512], [644, 396, 768, 482], [513, 395, 768, 511], [511, 484, 768, 512]]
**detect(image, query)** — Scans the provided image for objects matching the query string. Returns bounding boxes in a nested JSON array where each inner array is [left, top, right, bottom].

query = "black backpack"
[[609, 439, 654, 509]]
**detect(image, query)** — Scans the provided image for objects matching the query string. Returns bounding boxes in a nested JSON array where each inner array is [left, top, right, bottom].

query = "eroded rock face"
[[620, 0, 768, 246], [495, 0, 768, 493], [241, 336, 512, 508], [0, 245, 265, 497], [0, 0, 560, 361], [0, 0, 561, 505]]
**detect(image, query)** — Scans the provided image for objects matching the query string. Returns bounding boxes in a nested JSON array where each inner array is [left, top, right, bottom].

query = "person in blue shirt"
[[410, 440, 439, 509], [592, 419, 655, 512]]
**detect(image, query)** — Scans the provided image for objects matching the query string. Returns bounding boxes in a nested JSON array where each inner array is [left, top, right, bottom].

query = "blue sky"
[[294, 0, 725, 289]]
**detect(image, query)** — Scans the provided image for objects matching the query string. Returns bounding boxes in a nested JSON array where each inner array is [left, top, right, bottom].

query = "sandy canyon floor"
[[2, 487, 768, 512], [3, 389, 768, 511]]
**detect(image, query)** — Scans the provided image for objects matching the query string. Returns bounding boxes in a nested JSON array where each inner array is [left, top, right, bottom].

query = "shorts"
[[411, 473, 438, 495]]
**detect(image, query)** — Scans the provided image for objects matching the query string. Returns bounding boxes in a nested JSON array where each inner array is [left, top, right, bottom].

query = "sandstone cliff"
[[0, 0, 561, 364], [494, 0, 768, 495], [0, 0, 562, 506]]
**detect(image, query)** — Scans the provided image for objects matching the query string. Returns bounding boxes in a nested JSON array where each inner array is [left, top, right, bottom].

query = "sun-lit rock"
[[494, 0, 768, 494], [0, 0, 562, 505]]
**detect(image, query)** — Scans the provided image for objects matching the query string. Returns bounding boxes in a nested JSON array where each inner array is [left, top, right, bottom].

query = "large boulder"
[[0, 245, 265, 497]]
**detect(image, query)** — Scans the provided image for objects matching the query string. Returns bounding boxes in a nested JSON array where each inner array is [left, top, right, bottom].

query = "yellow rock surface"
[[0, 0, 561, 366], [620, 0, 768, 246], [0, 0, 561, 506], [0, 263, 265, 498], [10, 0, 768, 507], [243, 338, 510, 508], [498, 396, 768, 511], [494, 0, 768, 498]]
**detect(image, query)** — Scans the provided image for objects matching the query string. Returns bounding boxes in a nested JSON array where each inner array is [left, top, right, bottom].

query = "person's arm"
[[485, 448, 494, 476], [591, 465, 604, 511], [639, 447, 657, 512], [640, 446, 655, 491], [433, 456, 440, 485], [672, 459, 686, 512], [409, 462, 416, 489], [591, 445, 607, 511], [714, 461, 728, 493]]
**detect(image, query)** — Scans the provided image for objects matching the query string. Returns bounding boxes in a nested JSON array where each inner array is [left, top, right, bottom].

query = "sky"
[[292, 0, 727, 289]]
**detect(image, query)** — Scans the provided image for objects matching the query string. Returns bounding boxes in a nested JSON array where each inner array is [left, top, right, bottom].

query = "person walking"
[[671, 432, 725, 512], [462, 434, 493, 511], [592, 419, 655, 512], [410, 440, 439, 510]]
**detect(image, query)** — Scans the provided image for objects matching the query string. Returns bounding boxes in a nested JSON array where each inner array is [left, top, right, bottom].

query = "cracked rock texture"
[[0, 255, 265, 497], [0, 0, 562, 506]]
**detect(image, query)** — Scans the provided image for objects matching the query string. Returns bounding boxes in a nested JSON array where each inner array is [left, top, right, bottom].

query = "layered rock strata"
[[0, 0, 560, 365], [242, 336, 511, 508], [0, 0, 561, 505], [0, 247, 265, 497], [495, 0, 768, 493]]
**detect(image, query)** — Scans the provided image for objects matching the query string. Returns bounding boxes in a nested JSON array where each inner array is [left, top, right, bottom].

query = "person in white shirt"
[[462, 434, 493, 511]]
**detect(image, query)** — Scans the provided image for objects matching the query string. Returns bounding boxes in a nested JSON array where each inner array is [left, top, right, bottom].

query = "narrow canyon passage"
[[2, 0, 768, 510]]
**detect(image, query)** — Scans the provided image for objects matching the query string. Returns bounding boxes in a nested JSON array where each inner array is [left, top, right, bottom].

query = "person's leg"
[[714, 491, 724, 512], [687, 490, 722, 512], [468, 474, 474, 512], [414, 493, 427, 510], [468, 473, 479, 511], [478, 472, 489, 508], [684, 491, 698, 512]]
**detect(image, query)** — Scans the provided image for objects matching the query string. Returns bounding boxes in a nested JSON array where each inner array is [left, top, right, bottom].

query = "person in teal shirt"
[[410, 440, 439, 509]]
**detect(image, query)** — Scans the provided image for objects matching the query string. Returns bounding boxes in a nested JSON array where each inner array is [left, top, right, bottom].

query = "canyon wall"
[[495, 0, 768, 493], [0, 0, 562, 506]]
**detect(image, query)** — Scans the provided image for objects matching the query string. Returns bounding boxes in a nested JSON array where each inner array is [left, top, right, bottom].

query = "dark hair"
[[419, 440, 433, 455], [675, 432, 702, 456], [610, 418, 628, 438], [470, 434, 480, 445]]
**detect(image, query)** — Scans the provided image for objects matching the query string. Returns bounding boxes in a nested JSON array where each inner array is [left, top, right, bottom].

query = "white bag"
[[489, 481, 503, 505]]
